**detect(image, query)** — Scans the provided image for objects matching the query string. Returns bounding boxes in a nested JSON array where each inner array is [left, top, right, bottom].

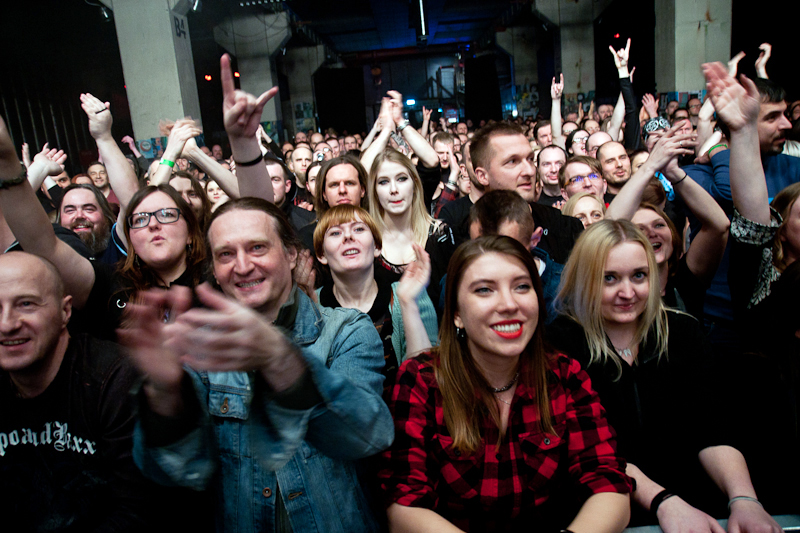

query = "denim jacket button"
[[221, 397, 229, 414], [263, 487, 272, 498]]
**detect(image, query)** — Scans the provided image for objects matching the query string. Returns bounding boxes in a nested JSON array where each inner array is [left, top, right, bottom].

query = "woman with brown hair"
[[380, 236, 631, 532]]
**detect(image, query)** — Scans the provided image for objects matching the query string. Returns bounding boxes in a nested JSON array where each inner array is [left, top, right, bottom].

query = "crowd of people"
[[0, 38, 798, 533]]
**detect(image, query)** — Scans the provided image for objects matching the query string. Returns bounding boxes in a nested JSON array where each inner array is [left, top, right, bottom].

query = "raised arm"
[[605, 123, 695, 220], [360, 118, 381, 152], [148, 119, 203, 186], [419, 106, 432, 139], [220, 54, 277, 202], [360, 97, 395, 172], [754, 43, 771, 80], [26, 144, 66, 191], [551, 74, 565, 148], [0, 116, 95, 308], [389, 90, 438, 168], [662, 157, 729, 284], [702, 62, 770, 225], [395, 244, 434, 360], [182, 137, 240, 198], [608, 91, 625, 144], [80, 93, 140, 212]]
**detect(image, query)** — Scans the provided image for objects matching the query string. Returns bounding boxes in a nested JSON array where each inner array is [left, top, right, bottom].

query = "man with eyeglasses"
[[559, 156, 608, 203], [687, 97, 702, 128]]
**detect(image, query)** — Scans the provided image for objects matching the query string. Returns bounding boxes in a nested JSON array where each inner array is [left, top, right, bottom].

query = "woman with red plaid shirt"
[[379, 236, 632, 532]]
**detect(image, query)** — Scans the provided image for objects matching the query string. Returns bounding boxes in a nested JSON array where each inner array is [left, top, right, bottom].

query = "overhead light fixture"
[[406, 99, 416, 106]]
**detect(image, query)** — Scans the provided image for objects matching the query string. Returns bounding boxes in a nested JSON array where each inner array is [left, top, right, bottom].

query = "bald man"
[[0, 252, 153, 529]]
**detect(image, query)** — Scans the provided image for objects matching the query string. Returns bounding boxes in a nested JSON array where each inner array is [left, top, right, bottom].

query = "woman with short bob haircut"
[[381, 235, 631, 533], [549, 219, 776, 530]]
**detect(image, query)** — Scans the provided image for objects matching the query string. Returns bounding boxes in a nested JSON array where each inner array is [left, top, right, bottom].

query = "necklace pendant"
[[618, 348, 632, 359]]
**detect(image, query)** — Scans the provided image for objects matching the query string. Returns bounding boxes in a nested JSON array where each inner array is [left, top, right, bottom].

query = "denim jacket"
[[133, 288, 394, 532]]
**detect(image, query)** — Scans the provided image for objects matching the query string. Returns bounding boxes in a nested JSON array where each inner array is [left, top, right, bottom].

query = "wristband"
[[0, 167, 28, 190], [672, 173, 689, 185], [235, 153, 264, 167], [709, 143, 728, 153], [397, 119, 410, 132], [727, 496, 762, 511], [159, 158, 175, 168], [649, 489, 676, 518]]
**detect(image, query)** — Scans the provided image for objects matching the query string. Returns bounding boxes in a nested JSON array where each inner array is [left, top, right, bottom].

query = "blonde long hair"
[[436, 236, 554, 455], [555, 219, 669, 379], [368, 148, 435, 247]]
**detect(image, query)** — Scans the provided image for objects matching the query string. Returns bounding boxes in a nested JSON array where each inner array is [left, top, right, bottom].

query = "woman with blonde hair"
[[380, 235, 632, 532], [561, 192, 606, 229], [368, 147, 456, 307], [548, 219, 780, 532]]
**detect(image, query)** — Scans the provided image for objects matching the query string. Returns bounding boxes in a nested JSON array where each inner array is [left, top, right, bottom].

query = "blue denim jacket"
[[133, 288, 394, 532]]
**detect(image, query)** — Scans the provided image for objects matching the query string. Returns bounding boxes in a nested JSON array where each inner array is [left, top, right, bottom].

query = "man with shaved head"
[[0, 252, 154, 529], [596, 141, 631, 196]]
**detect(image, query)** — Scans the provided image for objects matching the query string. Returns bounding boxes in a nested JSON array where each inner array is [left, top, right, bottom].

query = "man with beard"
[[596, 141, 631, 198], [57, 184, 122, 264]]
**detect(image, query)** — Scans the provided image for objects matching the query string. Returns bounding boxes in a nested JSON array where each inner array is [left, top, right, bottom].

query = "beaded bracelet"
[[0, 167, 28, 189]]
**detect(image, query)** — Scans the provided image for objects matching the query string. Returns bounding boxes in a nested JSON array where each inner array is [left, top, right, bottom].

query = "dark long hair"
[[436, 236, 554, 454], [119, 185, 205, 291]]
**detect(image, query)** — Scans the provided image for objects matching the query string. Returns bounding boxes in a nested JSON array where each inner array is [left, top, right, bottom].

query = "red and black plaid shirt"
[[380, 352, 631, 531]]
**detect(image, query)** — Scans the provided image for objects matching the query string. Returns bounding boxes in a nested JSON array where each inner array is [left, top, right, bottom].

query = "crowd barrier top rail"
[[624, 515, 800, 532]]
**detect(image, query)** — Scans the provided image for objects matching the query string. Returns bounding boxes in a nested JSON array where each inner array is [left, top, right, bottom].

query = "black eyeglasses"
[[128, 208, 182, 229], [567, 173, 601, 186]]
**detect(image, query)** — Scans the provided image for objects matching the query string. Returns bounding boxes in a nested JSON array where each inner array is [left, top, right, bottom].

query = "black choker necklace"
[[491, 372, 519, 393]]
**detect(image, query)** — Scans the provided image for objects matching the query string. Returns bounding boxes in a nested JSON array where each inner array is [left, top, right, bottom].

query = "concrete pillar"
[[214, 13, 291, 128], [655, 0, 732, 92], [283, 45, 326, 137], [112, 0, 202, 139], [535, 0, 599, 94]]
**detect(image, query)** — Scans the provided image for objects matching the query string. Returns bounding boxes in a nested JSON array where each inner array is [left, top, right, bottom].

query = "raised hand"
[[33, 143, 67, 176], [642, 93, 658, 119], [551, 73, 564, 100], [117, 286, 193, 414], [702, 62, 760, 131], [167, 119, 203, 149], [294, 249, 318, 303], [220, 54, 278, 139], [387, 90, 404, 125], [379, 97, 396, 132], [422, 106, 432, 122], [396, 243, 431, 304], [609, 38, 631, 69], [80, 93, 113, 140], [647, 122, 696, 173], [121, 135, 136, 149], [755, 43, 772, 79], [728, 51, 745, 77]]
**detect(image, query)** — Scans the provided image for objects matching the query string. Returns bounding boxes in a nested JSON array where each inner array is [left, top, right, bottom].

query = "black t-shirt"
[[536, 191, 564, 208], [437, 195, 473, 245], [0, 335, 150, 531], [529, 202, 584, 265]]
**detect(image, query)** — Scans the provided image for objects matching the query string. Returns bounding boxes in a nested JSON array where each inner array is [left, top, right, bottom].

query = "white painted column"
[[112, 0, 202, 139], [655, 0, 732, 92]]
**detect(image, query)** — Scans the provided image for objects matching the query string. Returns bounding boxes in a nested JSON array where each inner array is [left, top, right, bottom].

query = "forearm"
[[567, 492, 630, 533], [96, 136, 139, 209], [184, 146, 240, 198], [387, 504, 464, 533], [0, 177, 94, 306], [605, 162, 656, 220], [729, 125, 770, 224], [402, 127, 438, 168], [666, 167, 729, 233], [695, 100, 717, 156], [551, 97, 563, 140], [360, 127, 392, 174], [698, 445, 757, 499], [398, 298, 433, 359], [25, 160, 50, 190], [420, 119, 430, 139], [626, 462, 667, 511], [229, 137, 273, 201], [609, 92, 626, 142], [360, 123, 380, 152]]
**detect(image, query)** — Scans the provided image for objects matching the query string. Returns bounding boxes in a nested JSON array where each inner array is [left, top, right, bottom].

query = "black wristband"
[[235, 153, 264, 167], [650, 489, 676, 517]]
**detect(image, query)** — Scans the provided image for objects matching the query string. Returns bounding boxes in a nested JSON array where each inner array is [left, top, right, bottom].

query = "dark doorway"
[[314, 68, 366, 134], [465, 54, 502, 122]]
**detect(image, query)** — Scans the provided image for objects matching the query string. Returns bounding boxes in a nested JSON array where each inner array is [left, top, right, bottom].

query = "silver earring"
[[456, 327, 466, 340]]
